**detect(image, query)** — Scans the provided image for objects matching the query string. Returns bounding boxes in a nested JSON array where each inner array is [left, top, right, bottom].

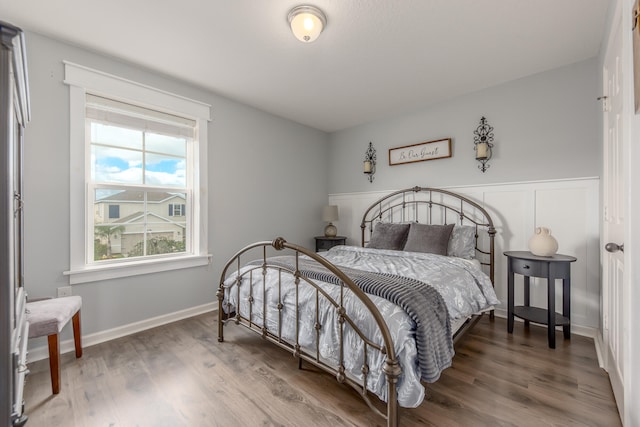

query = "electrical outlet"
[[57, 286, 73, 298]]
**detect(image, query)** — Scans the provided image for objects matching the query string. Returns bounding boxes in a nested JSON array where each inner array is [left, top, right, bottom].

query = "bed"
[[217, 186, 498, 427]]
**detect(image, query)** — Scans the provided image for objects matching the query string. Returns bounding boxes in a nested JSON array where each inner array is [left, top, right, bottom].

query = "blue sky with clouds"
[[91, 123, 186, 189]]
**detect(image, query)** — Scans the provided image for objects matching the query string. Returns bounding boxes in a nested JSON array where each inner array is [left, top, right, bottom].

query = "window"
[[64, 62, 211, 284], [88, 94, 193, 261], [169, 203, 185, 217], [108, 205, 120, 219]]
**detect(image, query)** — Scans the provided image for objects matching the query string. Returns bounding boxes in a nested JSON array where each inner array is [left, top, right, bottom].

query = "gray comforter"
[[258, 256, 453, 383], [222, 245, 499, 407], [322, 246, 499, 320]]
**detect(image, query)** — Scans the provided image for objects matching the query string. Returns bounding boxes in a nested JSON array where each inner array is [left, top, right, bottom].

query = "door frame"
[[600, 0, 640, 425], [621, 0, 640, 424], [622, 0, 640, 422]]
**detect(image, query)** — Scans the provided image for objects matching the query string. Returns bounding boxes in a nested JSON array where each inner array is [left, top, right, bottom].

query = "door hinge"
[[598, 95, 609, 112]]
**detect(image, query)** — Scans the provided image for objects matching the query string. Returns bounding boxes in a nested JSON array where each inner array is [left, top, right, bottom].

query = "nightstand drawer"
[[510, 258, 548, 277], [316, 239, 336, 251], [314, 236, 346, 252]]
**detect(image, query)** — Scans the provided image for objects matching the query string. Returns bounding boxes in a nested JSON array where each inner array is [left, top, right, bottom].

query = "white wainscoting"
[[329, 177, 600, 334]]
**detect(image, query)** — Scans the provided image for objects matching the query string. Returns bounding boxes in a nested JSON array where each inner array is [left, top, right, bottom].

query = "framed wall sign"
[[388, 138, 452, 166]]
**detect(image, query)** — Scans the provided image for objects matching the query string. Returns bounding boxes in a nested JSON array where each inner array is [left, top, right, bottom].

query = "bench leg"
[[47, 334, 60, 394], [72, 310, 82, 358]]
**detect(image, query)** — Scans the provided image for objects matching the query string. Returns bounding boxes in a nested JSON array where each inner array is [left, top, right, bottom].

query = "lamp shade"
[[322, 205, 338, 222], [288, 5, 326, 43]]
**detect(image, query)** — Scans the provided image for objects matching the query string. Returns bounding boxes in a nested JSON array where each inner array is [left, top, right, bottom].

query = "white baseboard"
[[492, 308, 598, 339], [28, 304, 603, 366], [28, 302, 217, 363], [593, 331, 606, 369]]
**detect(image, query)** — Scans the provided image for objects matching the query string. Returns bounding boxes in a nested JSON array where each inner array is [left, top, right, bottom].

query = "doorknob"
[[605, 242, 624, 253]]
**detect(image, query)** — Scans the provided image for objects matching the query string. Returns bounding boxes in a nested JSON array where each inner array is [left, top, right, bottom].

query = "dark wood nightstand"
[[504, 251, 577, 348], [314, 236, 346, 252]]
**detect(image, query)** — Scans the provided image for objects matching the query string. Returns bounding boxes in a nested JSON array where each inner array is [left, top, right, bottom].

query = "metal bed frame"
[[217, 186, 495, 427]]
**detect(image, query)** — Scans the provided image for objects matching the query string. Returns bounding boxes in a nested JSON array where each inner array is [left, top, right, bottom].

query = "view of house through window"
[[88, 94, 194, 262]]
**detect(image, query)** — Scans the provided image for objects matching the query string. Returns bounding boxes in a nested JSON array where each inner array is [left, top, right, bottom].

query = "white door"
[[602, 9, 626, 419]]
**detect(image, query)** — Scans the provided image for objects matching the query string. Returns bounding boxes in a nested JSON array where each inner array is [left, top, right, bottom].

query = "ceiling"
[[1, 0, 611, 132]]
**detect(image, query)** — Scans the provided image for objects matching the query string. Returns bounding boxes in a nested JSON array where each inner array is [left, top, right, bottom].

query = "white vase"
[[528, 227, 558, 256]]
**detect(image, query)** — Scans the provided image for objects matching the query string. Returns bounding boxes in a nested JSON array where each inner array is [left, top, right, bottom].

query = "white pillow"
[[447, 225, 476, 259]]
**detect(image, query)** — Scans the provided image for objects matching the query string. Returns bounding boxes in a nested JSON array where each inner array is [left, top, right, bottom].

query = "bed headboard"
[[360, 186, 496, 285]]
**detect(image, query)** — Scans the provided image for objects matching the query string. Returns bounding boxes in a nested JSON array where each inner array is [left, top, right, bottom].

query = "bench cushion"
[[27, 296, 82, 338]]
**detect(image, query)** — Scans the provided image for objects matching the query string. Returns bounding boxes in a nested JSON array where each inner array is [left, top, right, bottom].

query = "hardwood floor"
[[23, 313, 621, 426]]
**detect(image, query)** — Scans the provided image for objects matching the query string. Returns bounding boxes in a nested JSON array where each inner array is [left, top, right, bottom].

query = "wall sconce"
[[473, 116, 494, 173], [363, 142, 376, 183], [288, 5, 327, 43], [322, 205, 339, 237]]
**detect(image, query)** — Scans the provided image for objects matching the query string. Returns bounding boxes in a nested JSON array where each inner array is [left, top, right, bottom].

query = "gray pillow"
[[403, 223, 455, 255], [447, 225, 477, 259], [367, 222, 410, 251]]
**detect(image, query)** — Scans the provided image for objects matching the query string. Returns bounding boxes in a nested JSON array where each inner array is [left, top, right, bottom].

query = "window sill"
[[63, 254, 212, 285]]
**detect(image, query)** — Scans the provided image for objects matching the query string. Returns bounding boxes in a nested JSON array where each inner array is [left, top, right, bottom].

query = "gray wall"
[[328, 58, 600, 193], [23, 32, 329, 338], [22, 29, 601, 344]]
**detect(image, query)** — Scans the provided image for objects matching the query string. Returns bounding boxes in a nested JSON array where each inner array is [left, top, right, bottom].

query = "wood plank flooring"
[[23, 313, 621, 426]]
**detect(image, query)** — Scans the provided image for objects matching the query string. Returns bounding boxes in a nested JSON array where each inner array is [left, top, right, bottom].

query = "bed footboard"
[[217, 237, 401, 427]]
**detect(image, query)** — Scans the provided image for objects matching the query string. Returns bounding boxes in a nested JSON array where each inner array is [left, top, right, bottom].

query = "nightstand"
[[314, 236, 346, 252], [504, 251, 577, 348]]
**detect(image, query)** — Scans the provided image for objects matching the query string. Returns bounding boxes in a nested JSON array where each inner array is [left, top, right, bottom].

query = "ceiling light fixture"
[[288, 5, 327, 43]]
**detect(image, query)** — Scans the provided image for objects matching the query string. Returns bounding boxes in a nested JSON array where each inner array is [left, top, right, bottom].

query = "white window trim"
[[63, 61, 211, 284]]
